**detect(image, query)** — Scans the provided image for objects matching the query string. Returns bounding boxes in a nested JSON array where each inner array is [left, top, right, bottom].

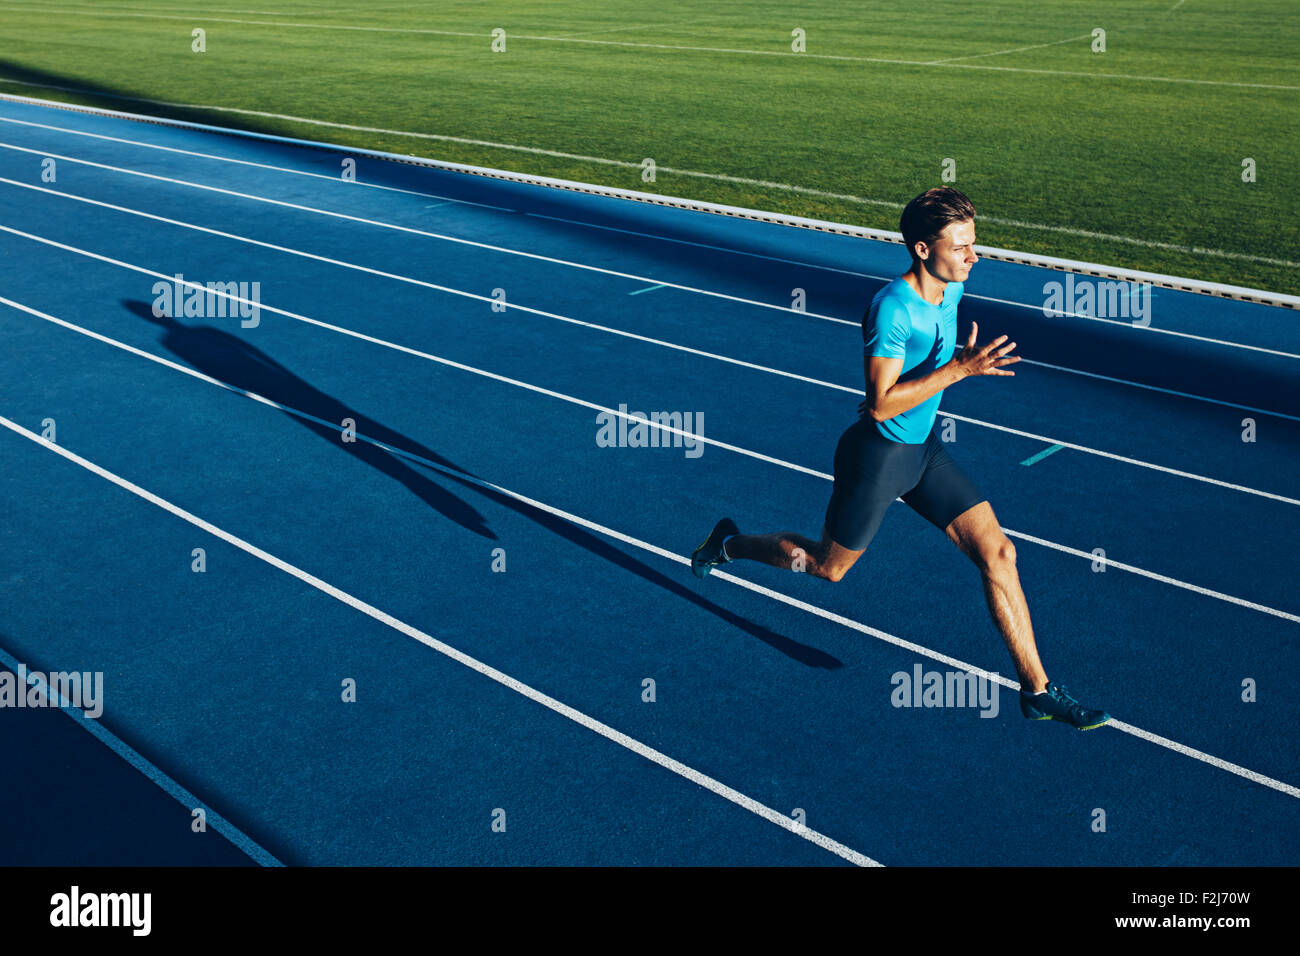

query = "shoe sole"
[[1025, 713, 1112, 730], [691, 534, 714, 579], [686, 535, 717, 580], [692, 521, 737, 579]]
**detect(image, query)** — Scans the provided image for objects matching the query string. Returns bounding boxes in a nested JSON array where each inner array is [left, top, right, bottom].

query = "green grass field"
[[1, 0, 1297, 294]]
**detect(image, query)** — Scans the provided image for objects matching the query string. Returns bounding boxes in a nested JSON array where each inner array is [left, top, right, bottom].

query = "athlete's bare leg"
[[944, 500, 1049, 693], [724, 526, 864, 583]]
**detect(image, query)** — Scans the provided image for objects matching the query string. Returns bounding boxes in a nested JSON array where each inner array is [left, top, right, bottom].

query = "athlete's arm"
[[860, 322, 1020, 422]]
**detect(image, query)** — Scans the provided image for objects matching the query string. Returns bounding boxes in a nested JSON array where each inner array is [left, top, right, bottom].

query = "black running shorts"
[[822, 418, 987, 551]]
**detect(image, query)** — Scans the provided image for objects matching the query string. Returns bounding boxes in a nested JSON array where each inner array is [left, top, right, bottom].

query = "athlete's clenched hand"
[[953, 322, 1020, 377]]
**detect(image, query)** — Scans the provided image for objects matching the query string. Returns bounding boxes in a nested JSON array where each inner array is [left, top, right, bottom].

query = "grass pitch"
[[0, 0, 1296, 294]]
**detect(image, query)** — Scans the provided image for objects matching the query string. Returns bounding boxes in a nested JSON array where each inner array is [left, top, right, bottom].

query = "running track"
[[0, 95, 1297, 866]]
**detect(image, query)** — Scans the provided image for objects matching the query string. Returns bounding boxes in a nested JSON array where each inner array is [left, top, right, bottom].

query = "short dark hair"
[[899, 187, 976, 259]]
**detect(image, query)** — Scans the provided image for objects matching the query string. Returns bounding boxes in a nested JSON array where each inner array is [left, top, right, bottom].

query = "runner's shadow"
[[123, 299, 496, 540], [123, 300, 841, 668]]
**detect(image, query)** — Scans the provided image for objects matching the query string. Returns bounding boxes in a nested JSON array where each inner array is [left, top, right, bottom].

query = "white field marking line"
[[927, 32, 1093, 64], [2, 85, 1297, 271], [978, 215, 1300, 271], [38, 0, 299, 11], [0, 115, 512, 211], [1, 390, 1295, 807], [0, 5, 487, 37], [0, 156, 840, 323], [1170, 0, 1187, 11], [4, 190, 1297, 506], [0, 414, 880, 867], [1020, 358, 1300, 425], [0, 4, 1295, 92], [21, 2, 673, 36], [2, 262, 1296, 626], [0, 641, 285, 867], [551, 22, 684, 38], [2, 134, 1292, 363]]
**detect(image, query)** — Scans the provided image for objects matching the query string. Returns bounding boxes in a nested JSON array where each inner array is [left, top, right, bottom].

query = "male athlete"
[[692, 187, 1109, 730]]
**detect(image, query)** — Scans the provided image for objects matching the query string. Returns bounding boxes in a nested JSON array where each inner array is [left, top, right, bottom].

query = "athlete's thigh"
[[823, 420, 921, 553], [901, 434, 988, 534]]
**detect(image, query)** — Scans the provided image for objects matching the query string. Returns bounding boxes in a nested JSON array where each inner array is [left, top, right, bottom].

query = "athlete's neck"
[[902, 266, 947, 306]]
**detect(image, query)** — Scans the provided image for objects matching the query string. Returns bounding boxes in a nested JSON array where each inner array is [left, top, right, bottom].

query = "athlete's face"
[[920, 219, 978, 282]]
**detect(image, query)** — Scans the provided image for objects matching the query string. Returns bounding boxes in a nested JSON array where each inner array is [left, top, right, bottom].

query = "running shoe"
[[1020, 681, 1111, 730], [691, 518, 739, 579]]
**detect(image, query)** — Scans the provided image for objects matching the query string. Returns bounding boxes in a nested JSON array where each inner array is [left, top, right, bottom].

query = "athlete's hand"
[[953, 322, 1020, 377]]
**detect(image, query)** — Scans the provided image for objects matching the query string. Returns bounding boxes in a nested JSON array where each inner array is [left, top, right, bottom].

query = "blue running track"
[[1, 96, 1297, 866]]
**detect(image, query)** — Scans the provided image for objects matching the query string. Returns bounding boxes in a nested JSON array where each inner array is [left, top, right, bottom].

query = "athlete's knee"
[[976, 534, 1016, 574], [812, 548, 853, 583], [819, 563, 849, 583], [792, 544, 846, 582]]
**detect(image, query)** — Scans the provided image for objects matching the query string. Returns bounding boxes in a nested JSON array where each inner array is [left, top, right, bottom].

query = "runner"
[[691, 187, 1110, 730]]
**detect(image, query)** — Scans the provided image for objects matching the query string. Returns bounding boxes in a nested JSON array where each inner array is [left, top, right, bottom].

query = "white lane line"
[[1003, 527, 1299, 624], [2, 82, 1299, 271], [526, 210, 891, 284], [0, 641, 284, 866], [528, 216, 1300, 361], [2, 391, 1295, 804], [927, 33, 1093, 64], [0, 5, 1293, 92], [5, 123, 1293, 361], [1021, 358, 1300, 425], [0, 235, 842, 487], [2, 282, 1296, 625], [2, 186, 1296, 507], [698, 570, 1300, 801], [0, 413, 880, 867], [5, 143, 1296, 377], [0, 115, 515, 210], [0, 196, 845, 396], [936, 411, 1300, 507], [0, 144, 839, 323], [970, 288, 1300, 361]]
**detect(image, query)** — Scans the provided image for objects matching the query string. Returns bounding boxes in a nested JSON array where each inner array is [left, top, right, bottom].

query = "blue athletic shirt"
[[862, 277, 964, 444]]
